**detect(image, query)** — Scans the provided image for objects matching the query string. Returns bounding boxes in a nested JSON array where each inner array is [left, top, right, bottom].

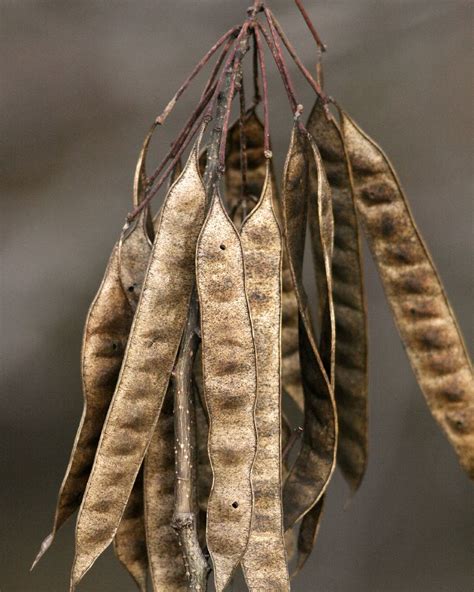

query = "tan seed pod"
[[225, 109, 275, 224], [70, 131, 207, 588], [281, 124, 337, 530], [31, 129, 157, 570], [294, 130, 338, 571], [307, 99, 368, 491], [113, 469, 148, 592], [341, 110, 474, 478], [196, 191, 258, 592], [240, 163, 290, 590], [144, 387, 188, 591], [115, 155, 183, 589]]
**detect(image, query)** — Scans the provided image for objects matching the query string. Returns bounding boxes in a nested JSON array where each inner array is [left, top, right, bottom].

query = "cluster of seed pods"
[[33, 2, 473, 591]]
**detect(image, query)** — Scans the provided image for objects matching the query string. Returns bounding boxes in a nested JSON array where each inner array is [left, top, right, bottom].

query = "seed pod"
[[196, 191, 258, 592], [307, 100, 368, 491], [341, 110, 474, 478], [113, 469, 148, 592], [112, 126, 158, 589], [226, 110, 304, 414], [281, 124, 337, 530], [240, 163, 290, 590], [294, 129, 337, 571], [71, 132, 207, 588], [144, 387, 188, 591], [31, 129, 156, 570], [225, 109, 272, 224], [292, 498, 324, 576]]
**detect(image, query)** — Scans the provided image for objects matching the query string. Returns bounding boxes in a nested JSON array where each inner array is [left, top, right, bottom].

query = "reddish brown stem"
[[238, 73, 249, 201], [293, 0, 326, 52], [253, 26, 270, 153], [156, 26, 240, 126], [256, 22, 299, 114], [265, 8, 328, 102]]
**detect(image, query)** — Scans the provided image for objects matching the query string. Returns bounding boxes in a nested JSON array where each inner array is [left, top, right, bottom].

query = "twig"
[[293, 0, 326, 52], [265, 8, 328, 102], [171, 292, 209, 591], [156, 26, 240, 126], [171, 52, 239, 591]]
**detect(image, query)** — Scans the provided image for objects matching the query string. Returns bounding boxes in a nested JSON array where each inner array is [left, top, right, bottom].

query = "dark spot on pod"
[[220, 244, 226, 251], [128, 285, 135, 293], [445, 411, 470, 434], [111, 342, 118, 351], [440, 383, 465, 403], [360, 181, 397, 205], [231, 501, 239, 509], [418, 327, 446, 350], [381, 214, 395, 238]]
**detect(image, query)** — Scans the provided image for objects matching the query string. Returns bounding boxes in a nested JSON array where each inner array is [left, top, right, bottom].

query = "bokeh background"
[[1, 1, 473, 591]]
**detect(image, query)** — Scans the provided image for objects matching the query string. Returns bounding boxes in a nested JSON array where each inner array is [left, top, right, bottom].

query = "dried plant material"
[[292, 499, 324, 576], [240, 164, 290, 590], [307, 100, 368, 490], [294, 131, 337, 569], [281, 124, 337, 530], [145, 388, 188, 592], [341, 110, 474, 478], [225, 109, 269, 223], [114, 469, 148, 592], [196, 191, 258, 592], [32, 245, 135, 570], [32, 125, 159, 573], [71, 136, 207, 588]]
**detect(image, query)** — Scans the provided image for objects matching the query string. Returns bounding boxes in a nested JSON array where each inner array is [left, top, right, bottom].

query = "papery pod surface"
[[71, 133, 207, 587], [32, 130, 155, 571], [341, 110, 474, 478], [280, 124, 337, 530], [240, 163, 290, 590], [196, 190, 258, 592], [307, 100, 368, 490], [144, 387, 188, 591]]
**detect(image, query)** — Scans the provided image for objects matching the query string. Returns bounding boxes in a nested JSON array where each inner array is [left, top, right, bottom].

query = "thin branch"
[[265, 8, 328, 102], [293, 0, 327, 52], [171, 292, 209, 591], [171, 57, 237, 592], [156, 26, 240, 126]]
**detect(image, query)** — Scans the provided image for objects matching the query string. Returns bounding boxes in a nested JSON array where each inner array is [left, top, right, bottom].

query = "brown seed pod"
[[294, 129, 337, 572], [307, 99, 368, 491], [31, 130, 157, 570], [196, 191, 258, 592], [292, 498, 324, 576], [144, 388, 188, 591], [70, 132, 207, 588], [113, 469, 148, 592], [225, 109, 272, 224], [281, 123, 337, 530], [240, 163, 290, 590], [225, 109, 304, 415], [341, 110, 474, 478]]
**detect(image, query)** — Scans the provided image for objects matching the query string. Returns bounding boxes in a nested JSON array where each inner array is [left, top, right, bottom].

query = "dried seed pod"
[[225, 109, 271, 223], [226, 110, 304, 414], [281, 124, 337, 530], [144, 388, 188, 591], [294, 130, 337, 571], [196, 191, 258, 592], [341, 110, 474, 478], [71, 133, 207, 588], [32, 131, 157, 570], [292, 498, 324, 576], [307, 100, 368, 490], [240, 163, 290, 590], [113, 469, 148, 592]]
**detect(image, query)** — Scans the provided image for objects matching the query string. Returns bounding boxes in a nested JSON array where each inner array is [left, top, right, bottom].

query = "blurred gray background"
[[1, 1, 473, 591]]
